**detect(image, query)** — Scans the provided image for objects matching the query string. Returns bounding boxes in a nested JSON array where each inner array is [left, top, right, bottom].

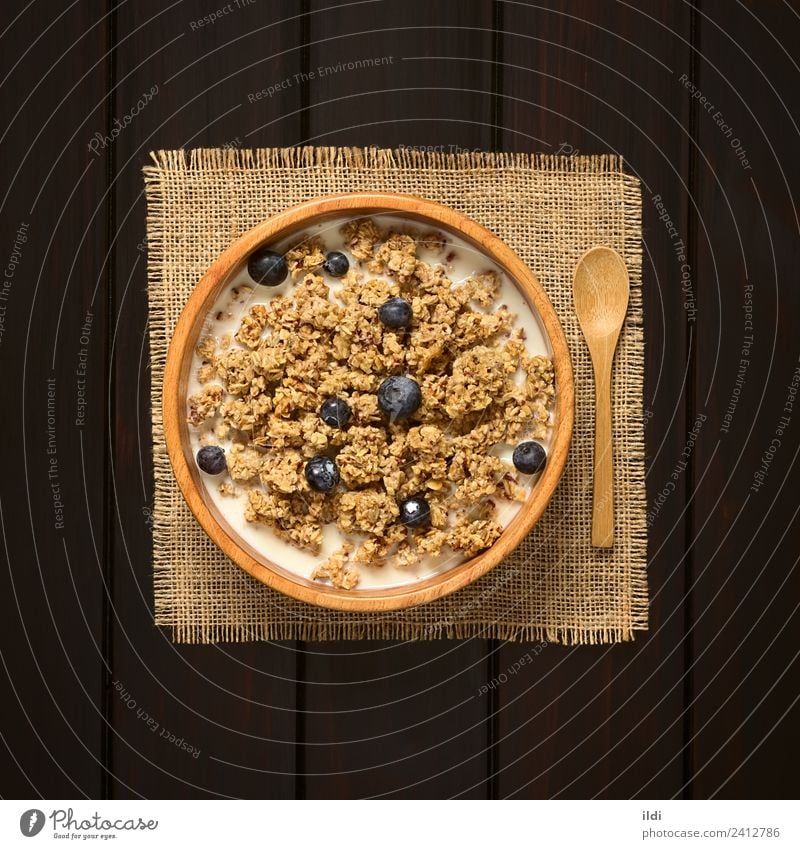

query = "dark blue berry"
[[196, 445, 226, 475], [320, 397, 351, 429], [323, 250, 349, 277], [378, 296, 413, 328], [305, 456, 340, 492], [512, 441, 546, 474], [399, 495, 431, 528], [247, 247, 288, 286], [377, 375, 422, 421]]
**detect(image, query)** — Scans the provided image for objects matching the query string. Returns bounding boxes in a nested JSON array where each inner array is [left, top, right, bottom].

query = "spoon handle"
[[592, 357, 614, 547]]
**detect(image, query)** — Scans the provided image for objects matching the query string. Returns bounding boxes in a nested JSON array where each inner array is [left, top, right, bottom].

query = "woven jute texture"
[[145, 146, 647, 645]]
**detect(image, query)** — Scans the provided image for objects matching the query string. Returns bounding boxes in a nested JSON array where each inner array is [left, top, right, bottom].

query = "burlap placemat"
[[145, 147, 646, 645]]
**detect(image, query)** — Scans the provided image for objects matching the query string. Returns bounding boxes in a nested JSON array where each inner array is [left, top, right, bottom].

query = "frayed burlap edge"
[[146, 145, 627, 173], [146, 146, 647, 645]]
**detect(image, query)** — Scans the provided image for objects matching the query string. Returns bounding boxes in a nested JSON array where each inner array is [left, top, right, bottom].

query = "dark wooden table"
[[1, 0, 798, 799]]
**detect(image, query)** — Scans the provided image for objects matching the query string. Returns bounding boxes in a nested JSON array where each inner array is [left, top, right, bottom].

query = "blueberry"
[[377, 375, 422, 421], [320, 397, 351, 429], [512, 440, 547, 474], [323, 250, 349, 277], [378, 296, 413, 328], [247, 247, 288, 286], [399, 495, 431, 529], [305, 456, 340, 492], [196, 445, 226, 475]]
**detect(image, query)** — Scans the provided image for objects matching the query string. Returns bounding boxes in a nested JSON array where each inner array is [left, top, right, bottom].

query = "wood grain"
[[1, 0, 798, 801], [494, 0, 693, 798], [299, 0, 498, 800], [109, 0, 302, 798], [688, 0, 800, 799], [0, 0, 109, 797]]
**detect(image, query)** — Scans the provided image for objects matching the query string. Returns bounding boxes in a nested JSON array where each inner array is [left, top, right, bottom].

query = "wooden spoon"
[[573, 246, 630, 547]]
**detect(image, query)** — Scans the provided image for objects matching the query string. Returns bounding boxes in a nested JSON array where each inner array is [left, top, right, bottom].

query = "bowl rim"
[[163, 192, 574, 612]]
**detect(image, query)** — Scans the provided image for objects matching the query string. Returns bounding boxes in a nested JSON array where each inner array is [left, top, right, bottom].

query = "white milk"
[[187, 214, 553, 590]]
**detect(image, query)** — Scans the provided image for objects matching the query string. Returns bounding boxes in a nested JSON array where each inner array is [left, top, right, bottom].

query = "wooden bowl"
[[163, 193, 574, 612]]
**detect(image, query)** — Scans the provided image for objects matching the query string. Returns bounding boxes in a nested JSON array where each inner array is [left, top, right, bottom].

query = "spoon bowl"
[[574, 247, 630, 338]]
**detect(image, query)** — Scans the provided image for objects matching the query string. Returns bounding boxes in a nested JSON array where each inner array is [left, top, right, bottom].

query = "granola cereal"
[[187, 215, 556, 590]]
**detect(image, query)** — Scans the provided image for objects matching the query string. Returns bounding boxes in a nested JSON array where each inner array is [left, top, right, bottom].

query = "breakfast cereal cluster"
[[188, 218, 555, 589]]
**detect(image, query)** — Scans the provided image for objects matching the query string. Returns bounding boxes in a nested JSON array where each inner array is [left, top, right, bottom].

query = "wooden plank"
[[688, 0, 800, 799], [300, 0, 496, 798], [494, 0, 692, 797], [0, 0, 109, 797], [299, 640, 491, 798], [109, 0, 304, 798]]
